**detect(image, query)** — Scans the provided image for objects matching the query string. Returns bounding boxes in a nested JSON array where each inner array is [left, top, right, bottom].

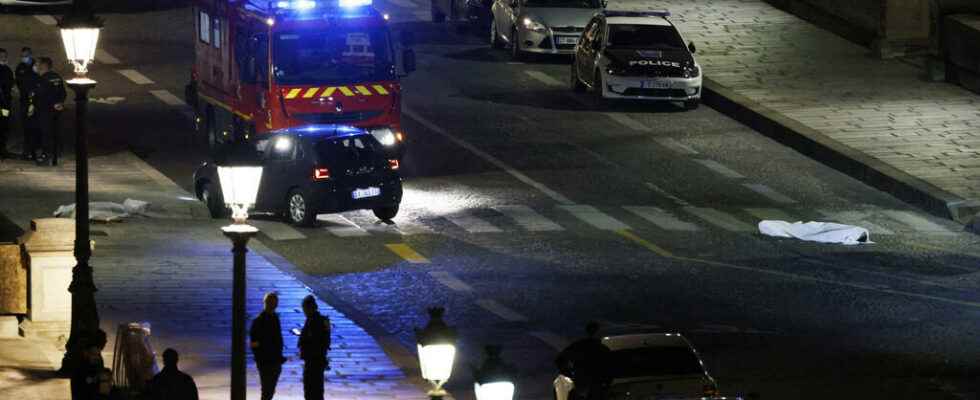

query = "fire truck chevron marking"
[[320, 87, 337, 98], [303, 87, 320, 98], [338, 86, 356, 96], [284, 88, 303, 99], [372, 85, 390, 95], [355, 85, 373, 95]]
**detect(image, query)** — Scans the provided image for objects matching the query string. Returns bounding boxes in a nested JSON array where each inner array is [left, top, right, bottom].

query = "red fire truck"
[[186, 0, 415, 155]]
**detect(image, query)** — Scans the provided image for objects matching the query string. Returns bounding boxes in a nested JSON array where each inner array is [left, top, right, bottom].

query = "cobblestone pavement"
[[0, 153, 426, 400], [612, 0, 980, 213]]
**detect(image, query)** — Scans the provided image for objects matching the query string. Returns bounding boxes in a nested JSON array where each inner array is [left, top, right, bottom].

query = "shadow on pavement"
[[0, 211, 25, 243]]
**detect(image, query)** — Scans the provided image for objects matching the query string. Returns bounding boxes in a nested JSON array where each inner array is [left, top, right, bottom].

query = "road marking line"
[[524, 70, 563, 87], [476, 299, 527, 322], [683, 207, 755, 232], [559, 205, 630, 230], [385, 244, 430, 264], [617, 230, 674, 257], [693, 159, 745, 179], [249, 220, 307, 240], [149, 90, 187, 106], [405, 107, 575, 205], [618, 231, 980, 309], [881, 210, 958, 235], [530, 331, 570, 351], [745, 208, 797, 222], [445, 212, 503, 233], [318, 214, 369, 237], [117, 69, 155, 85], [818, 210, 894, 235], [605, 113, 651, 132], [95, 49, 121, 65], [492, 205, 564, 232], [743, 184, 797, 204], [644, 182, 691, 207], [624, 206, 700, 232], [428, 271, 473, 292], [34, 15, 57, 25], [654, 137, 698, 155]]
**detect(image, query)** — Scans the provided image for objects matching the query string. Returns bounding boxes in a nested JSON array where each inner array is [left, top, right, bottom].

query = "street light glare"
[[474, 382, 516, 400], [60, 27, 100, 75], [418, 343, 456, 382], [216, 166, 263, 224]]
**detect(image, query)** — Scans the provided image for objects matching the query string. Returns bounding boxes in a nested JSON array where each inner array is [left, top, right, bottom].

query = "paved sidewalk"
[[614, 0, 980, 223], [0, 153, 426, 399]]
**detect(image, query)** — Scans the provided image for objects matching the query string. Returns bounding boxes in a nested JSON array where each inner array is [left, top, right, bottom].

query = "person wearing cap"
[[31, 56, 66, 166], [14, 47, 38, 160]]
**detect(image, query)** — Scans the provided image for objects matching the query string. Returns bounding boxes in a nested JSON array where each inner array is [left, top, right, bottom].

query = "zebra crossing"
[[255, 204, 963, 241]]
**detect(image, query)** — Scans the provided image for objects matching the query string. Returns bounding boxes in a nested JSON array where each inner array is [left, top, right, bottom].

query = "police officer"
[[298, 295, 330, 400], [0, 48, 13, 159], [250, 292, 286, 400], [15, 47, 38, 160], [32, 57, 66, 166]]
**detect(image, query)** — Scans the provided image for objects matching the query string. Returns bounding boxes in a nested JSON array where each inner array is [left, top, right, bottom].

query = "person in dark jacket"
[[147, 348, 199, 400], [31, 57, 66, 166], [555, 322, 611, 400], [250, 292, 286, 400], [299, 295, 330, 400], [14, 47, 37, 160], [0, 48, 13, 158]]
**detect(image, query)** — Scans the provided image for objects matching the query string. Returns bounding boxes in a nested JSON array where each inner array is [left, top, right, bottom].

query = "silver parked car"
[[489, 0, 603, 61]]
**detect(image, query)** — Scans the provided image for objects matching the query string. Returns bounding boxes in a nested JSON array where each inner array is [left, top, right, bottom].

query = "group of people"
[[0, 46, 67, 165], [250, 292, 332, 400]]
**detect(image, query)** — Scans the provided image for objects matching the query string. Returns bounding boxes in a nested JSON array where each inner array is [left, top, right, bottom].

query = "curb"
[[701, 77, 980, 226]]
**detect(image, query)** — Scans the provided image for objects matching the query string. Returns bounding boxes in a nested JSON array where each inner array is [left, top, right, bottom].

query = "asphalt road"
[[2, 2, 978, 399]]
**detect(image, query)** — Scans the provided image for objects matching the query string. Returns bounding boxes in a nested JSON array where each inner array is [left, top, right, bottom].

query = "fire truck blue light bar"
[[338, 0, 371, 7]]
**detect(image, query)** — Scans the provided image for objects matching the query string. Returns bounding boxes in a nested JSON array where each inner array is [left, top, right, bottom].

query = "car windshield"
[[314, 135, 384, 168], [605, 347, 704, 379], [607, 24, 686, 49], [524, 0, 600, 8], [273, 27, 394, 85]]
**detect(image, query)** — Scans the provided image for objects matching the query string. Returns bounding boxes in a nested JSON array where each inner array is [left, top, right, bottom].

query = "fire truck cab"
[[187, 0, 415, 156]]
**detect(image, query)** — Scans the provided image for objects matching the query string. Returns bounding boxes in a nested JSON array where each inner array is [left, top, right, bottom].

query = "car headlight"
[[370, 128, 398, 146], [523, 17, 547, 33], [684, 65, 700, 78]]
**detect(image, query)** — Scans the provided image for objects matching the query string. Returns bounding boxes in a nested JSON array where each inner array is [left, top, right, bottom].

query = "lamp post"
[[473, 345, 517, 400], [215, 163, 263, 400], [58, 0, 103, 377], [415, 307, 458, 400]]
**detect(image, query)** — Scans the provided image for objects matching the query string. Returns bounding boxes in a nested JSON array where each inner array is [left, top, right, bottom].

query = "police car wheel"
[[570, 62, 585, 92], [201, 183, 227, 219], [490, 19, 505, 49], [684, 99, 700, 110], [510, 29, 525, 61], [373, 205, 399, 222], [287, 189, 316, 227]]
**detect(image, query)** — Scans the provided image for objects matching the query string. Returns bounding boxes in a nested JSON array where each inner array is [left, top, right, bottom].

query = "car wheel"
[[510, 28, 525, 61], [201, 182, 228, 219], [373, 205, 399, 222], [684, 99, 700, 110], [431, 1, 446, 22], [570, 61, 585, 92], [490, 18, 505, 49], [286, 189, 317, 227]]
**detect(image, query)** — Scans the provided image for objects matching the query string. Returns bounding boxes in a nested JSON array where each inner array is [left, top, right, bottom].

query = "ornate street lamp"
[[473, 345, 517, 400], [58, 0, 104, 378], [216, 163, 263, 400], [416, 307, 457, 400]]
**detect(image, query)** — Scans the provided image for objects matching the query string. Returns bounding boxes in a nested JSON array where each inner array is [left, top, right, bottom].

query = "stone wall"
[[0, 244, 27, 314], [766, 0, 882, 45]]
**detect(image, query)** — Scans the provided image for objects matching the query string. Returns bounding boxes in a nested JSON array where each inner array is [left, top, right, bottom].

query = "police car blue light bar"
[[604, 9, 670, 18], [338, 0, 371, 7], [274, 0, 318, 10]]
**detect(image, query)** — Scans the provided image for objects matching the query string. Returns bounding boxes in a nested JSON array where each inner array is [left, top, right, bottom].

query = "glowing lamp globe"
[[217, 166, 263, 224], [473, 346, 517, 400], [415, 307, 457, 397], [58, 3, 103, 78]]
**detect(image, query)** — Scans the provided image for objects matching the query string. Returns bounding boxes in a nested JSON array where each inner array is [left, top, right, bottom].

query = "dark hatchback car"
[[193, 125, 403, 226]]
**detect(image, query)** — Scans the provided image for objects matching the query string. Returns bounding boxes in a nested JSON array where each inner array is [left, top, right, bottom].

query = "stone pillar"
[[0, 244, 28, 338], [875, 0, 932, 57], [19, 218, 78, 341]]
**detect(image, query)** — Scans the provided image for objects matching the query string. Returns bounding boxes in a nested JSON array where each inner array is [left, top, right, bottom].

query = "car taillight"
[[388, 159, 400, 170], [314, 167, 331, 180]]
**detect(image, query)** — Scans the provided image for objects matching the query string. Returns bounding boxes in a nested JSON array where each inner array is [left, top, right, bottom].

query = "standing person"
[[14, 47, 37, 160], [554, 322, 611, 400], [146, 348, 199, 400], [32, 57, 66, 166], [250, 292, 286, 400], [0, 48, 13, 159], [298, 295, 330, 400]]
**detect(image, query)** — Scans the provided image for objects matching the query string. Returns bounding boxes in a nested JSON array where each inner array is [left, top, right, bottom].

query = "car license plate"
[[352, 187, 381, 200], [557, 36, 579, 45], [642, 80, 672, 89]]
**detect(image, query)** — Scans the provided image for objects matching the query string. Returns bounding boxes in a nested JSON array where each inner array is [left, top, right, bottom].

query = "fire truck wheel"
[[286, 189, 317, 227], [373, 205, 399, 222], [201, 182, 228, 219], [431, 1, 446, 22]]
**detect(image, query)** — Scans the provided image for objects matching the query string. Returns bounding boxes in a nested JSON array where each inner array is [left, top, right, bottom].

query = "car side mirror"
[[402, 48, 417, 74], [688, 41, 696, 54]]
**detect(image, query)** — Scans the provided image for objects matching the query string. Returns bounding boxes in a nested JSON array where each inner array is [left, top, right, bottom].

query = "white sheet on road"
[[54, 199, 151, 222], [758, 220, 872, 245]]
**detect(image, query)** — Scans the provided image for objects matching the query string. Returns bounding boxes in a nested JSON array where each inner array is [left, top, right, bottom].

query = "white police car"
[[571, 10, 702, 110]]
